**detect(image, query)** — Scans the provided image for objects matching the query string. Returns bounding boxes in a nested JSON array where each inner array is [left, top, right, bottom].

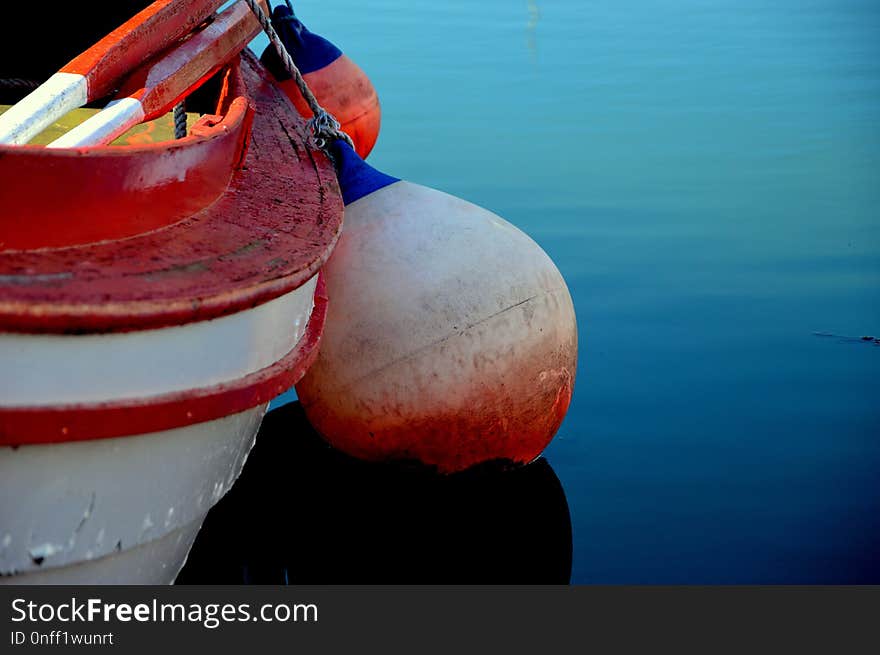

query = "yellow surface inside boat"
[[0, 105, 198, 146]]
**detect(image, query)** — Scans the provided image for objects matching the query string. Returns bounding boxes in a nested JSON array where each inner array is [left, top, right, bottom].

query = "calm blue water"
[[258, 0, 880, 583]]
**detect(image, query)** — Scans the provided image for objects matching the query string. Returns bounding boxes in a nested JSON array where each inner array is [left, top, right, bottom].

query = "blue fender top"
[[330, 140, 398, 206], [260, 4, 343, 77]]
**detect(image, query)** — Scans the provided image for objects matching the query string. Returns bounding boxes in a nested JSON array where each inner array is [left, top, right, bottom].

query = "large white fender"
[[296, 142, 577, 473]]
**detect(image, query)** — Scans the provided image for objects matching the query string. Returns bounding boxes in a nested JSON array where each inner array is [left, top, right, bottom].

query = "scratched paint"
[[0, 53, 342, 333], [0, 405, 266, 581], [297, 181, 577, 473], [0, 90, 252, 250]]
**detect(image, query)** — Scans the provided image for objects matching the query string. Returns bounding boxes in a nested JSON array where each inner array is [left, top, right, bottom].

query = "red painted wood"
[[0, 87, 252, 250], [119, 1, 262, 120], [0, 51, 343, 334], [61, 0, 225, 100], [0, 276, 327, 445]]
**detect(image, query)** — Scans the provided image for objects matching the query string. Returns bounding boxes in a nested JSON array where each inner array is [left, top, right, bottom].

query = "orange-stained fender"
[[295, 142, 578, 473], [277, 55, 380, 159], [261, 5, 381, 158]]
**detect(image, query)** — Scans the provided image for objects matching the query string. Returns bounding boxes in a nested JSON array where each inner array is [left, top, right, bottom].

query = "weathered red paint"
[[62, 0, 226, 101], [0, 276, 327, 445], [299, 322, 576, 475], [118, 1, 262, 121], [0, 91, 252, 250], [0, 51, 343, 334], [278, 54, 381, 159]]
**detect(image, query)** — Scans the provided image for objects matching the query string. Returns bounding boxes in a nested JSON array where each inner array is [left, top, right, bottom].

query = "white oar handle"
[[47, 98, 146, 148], [0, 73, 87, 145], [0, 1, 227, 146], [45, 0, 264, 149]]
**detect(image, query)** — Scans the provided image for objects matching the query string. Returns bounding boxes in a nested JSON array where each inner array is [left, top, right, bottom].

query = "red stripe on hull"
[[0, 276, 327, 445]]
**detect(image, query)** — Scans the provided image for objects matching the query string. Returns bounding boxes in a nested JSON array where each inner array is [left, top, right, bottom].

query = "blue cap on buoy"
[[329, 140, 398, 205], [261, 4, 342, 76]]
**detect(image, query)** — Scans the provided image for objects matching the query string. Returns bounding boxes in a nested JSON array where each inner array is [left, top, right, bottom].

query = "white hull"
[[5, 520, 204, 585], [1, 406, 264, 584], [1, 276, 317, 406], [0, 275, 321, 584]]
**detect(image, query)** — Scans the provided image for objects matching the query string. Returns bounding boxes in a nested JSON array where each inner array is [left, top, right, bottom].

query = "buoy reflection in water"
[[177, 402, 572, 584]]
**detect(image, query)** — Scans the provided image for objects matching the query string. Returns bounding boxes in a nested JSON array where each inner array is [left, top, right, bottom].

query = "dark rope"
[[0, 78, 42, 106], [173, 101, 187, 139], [0, 78, 40, 91]]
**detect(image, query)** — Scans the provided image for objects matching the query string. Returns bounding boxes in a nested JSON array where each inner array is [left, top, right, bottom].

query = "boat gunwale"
[[0, 51, 344, 334], [0, 62, 253, 251]]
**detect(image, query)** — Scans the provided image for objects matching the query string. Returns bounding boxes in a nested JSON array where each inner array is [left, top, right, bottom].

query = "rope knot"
[[308, 111, 354, 150], [244, 0, 354, 154]]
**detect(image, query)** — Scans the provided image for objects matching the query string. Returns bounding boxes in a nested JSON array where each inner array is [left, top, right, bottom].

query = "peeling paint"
[[28, 542, 63, 565], [0, 53, 341, 335]]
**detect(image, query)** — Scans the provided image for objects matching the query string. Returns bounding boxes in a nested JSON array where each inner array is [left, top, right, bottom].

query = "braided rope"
[[0, 78, 40, 92], [244, 0, 354, 150], [172, 101, 187, 139]]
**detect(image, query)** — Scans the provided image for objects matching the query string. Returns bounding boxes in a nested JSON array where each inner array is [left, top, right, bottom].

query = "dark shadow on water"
[[177, 402, 573, 584]]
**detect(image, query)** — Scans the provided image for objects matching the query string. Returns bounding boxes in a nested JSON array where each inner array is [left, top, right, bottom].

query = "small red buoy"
[[295, 142, 578, 474], [261, 4, 381, 159]]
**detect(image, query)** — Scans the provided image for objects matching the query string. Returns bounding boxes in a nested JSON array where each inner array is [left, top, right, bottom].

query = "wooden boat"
[[0, 48, 343, 583]]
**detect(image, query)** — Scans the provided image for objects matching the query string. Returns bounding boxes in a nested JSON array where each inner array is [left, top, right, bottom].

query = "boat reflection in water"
[[178, 402, 572, 584]]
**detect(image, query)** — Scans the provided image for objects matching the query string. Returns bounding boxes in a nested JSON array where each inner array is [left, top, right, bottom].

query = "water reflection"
[[178, 402, 572, 584], [526, 1, 540, 58]]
